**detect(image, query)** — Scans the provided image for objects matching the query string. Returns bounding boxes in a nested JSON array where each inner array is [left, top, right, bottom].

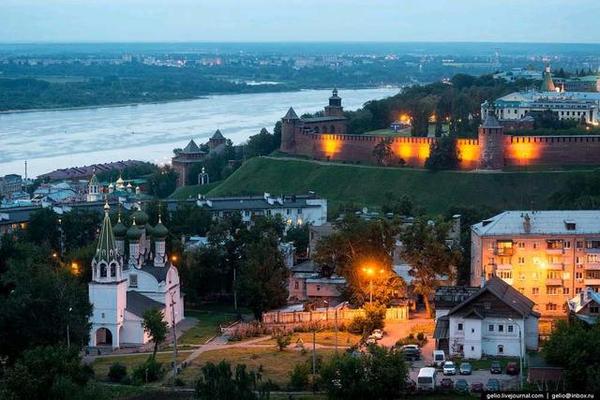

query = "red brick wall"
[[285, 131, 600, 169]]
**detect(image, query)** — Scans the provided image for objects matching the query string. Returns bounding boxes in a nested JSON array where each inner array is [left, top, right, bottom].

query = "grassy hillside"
[[207, 157, 600, 214], [169, 181, 222, 200]]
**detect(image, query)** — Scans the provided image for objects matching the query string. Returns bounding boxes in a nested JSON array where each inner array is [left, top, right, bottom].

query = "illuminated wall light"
[[321, 136, 342, 158]]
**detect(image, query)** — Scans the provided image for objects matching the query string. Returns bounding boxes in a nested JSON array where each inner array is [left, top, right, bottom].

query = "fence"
[[261, 305, 409, 325]]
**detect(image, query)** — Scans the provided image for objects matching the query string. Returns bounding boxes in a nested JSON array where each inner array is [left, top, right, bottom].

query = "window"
[[576, 288, 583, 294], [294, 281, 299, 289], [129, 274, 138, 288], [100, 264, 107, 278], [471, 346, 474, 351], [316, 285, 321, 291], [565, 241, 572, 249], [266, 210, 272, 216], [576, 272, 583, 279], [471, 328, 475, 333], [591, 306, 599, 314], [297, 208, 303, 214], [457, 323, 463, 331], [101, 313, 105, 318], [576, 256, 583, 265], [546, 303, 558, 311], [286, 209, 291, 215], [547, 271, 560, 280], [533, 242, 538, 249], [498, 325, 504, 332], [576, 241, 584, 249], [488, 324, 494, 332], [532, 287, 539, 295], [484, 302, 491, 310], [532, 272, 539, 280], [498, 345, 504, 354], [563, 272, 571, 280], [110, 263, 116, 277], [547, 287, 559, 295], [518, 242, 525, 249], [563, 287, 570, 295], [498, 271, 512, 279], [518, 257, 525, 264], [508, 325, 514, 333], [587, 254, 600, 263]]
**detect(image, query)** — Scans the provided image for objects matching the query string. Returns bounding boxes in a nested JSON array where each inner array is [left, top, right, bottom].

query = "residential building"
[[471, 210, 600, 318], [434, 276, 539, 359], [193, 192, 327, 227], [567, 287, 600, 325], [0, 174, 23, 198], [288, 260, 346, 305], [433, 286, 480, 320]]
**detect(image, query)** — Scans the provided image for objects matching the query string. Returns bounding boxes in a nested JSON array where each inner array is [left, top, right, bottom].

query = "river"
[[0, 88, 398, 177]]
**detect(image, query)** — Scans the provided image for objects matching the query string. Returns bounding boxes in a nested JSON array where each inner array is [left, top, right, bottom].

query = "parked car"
[[401, 347, 421, 361], [369, 329, 384, 340], [506, 362, 520, 375], [440, 378, 454, 390], [459, 362, 472, 375], [443, 361, 457, 375], [471, 382, 484, 393], [490, 361, 502, 374], [454, 379, 469, 394], [486, 378, 501, 392], [417, 367, 437, 392], [432, 350, 446, 367]]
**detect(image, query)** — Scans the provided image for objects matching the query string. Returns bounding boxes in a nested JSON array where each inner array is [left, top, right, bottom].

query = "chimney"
[[523, 213, 531, 234]]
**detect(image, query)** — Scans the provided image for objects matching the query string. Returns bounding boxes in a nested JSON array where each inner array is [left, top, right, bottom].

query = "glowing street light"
[[71, 262, 80, 275], [362, 265, 385, 303]]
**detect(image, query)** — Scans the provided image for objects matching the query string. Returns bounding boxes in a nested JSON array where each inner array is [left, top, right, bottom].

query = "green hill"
[[169, 181, 222, 200], [208, 157, 598, 214]]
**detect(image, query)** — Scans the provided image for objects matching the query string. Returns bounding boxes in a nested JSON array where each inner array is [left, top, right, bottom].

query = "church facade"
[[88, 203, 184, 349]]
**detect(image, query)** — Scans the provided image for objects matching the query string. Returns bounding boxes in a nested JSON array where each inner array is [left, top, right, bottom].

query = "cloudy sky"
[[1, 0, 599, 43]]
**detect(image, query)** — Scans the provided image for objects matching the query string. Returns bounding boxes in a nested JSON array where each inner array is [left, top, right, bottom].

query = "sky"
[[1, 0, 599, 43]]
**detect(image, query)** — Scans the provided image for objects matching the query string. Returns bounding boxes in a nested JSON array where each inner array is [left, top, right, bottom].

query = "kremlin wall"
[[281, 90, 600, 170]]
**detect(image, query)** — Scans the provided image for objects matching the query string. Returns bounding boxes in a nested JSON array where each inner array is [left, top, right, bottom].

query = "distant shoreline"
[[0, 85, 399, 115]]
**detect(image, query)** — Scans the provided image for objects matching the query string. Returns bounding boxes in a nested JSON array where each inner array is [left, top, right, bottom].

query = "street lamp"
[[361, 266, 385, 303], [67, 306, 73, 348], [508, 318, 524, 389]]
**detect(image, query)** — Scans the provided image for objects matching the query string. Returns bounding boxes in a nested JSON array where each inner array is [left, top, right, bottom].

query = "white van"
[[433, 350, 446, 367], [417, 367, 437, 392]]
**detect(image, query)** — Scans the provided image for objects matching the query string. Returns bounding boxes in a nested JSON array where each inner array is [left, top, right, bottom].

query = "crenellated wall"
[[286, 129, 600, 170]]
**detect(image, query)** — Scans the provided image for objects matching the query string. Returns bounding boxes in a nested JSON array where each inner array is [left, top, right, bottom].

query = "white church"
[[88, 203, 184, 348]]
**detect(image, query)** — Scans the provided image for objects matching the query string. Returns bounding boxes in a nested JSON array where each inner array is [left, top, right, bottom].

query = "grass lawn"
[[208, 157, 599, 214], [92, 351, 193, 380], [179, 308, 240, 345], [263, 331, 361, 347], [179, 347, 337, 387]]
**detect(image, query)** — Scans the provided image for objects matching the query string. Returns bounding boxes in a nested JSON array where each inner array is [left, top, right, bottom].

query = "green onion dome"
[[127, 220, 142, 241], [131, 209, 149, 225], [153, 219, 169, 239], [113, 219, 127, 238], [145, 223, 154, 237]]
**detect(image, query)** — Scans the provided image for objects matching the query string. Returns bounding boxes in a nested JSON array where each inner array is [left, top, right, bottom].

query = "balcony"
[[496, 264, 513, 270], [494, 248, 514, 256], [547, 262, 564, 271], [546, 248, 565, 255], [545, 278, 563, 286], [584, 278, 600, 286], [585, 263, 600, 270], [585, 247, 600, 254]]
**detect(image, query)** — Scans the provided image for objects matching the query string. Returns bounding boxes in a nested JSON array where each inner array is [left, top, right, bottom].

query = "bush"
[[347, 304, 386, 335], [288, 363, 310, 390], [396, 333, 428, 348], [107, 362, 127, 383], [131, 357, 163, 384], [273, 332, 292, 351]]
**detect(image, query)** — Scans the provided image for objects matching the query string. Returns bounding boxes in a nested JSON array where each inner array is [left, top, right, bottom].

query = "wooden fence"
[[262, 305, 409, 325]]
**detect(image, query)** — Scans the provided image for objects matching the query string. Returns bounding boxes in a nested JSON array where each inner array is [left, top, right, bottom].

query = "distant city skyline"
[[1, 0, 599, 44]]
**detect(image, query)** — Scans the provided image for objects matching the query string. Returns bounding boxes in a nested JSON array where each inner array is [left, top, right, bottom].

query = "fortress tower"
[[324, 88, 344, 117], [281, 107, 300, 153], [478, 109, 505, 170]]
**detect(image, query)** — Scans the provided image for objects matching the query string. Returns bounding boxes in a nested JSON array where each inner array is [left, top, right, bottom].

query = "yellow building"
[[471, 211, 600, 318]]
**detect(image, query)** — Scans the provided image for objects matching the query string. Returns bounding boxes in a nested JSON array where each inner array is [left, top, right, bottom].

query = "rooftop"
[[473, 210, 600, 236]]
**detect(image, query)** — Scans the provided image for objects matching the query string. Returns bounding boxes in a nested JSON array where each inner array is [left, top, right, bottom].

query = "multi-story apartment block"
[[471, 211, 600, 318]]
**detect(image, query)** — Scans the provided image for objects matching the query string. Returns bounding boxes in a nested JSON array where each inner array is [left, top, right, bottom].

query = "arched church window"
[[314, 126, 320, 133], [110, 263, 117, 277], [322, 126, 327, 133], [100, 263, 107, 278]]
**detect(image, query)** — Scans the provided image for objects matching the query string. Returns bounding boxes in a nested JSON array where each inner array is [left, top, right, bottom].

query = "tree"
[[0, 345, 93, 400], [543, 320, 600, 391], [61, 208, 102, 252], [313, 215, 403, 305], [285, 223, 310, 259], [319, 345, 409, 400], [148, 165, 178, 198], [195, 361, 270, 400], [142, 309, 168, 359], [373, 138, 393, 166], [273, 331, 292, 351], [245, 127, 278, 158], [26, 208, 60, 249], [398, 216, 462, 316], [237, 234, 289, 320], [0, 260, 91, 362], [425, 136, 459, 171]]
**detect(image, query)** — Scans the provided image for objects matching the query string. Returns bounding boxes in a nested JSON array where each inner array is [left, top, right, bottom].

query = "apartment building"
[[471, 211, 600, 318]]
